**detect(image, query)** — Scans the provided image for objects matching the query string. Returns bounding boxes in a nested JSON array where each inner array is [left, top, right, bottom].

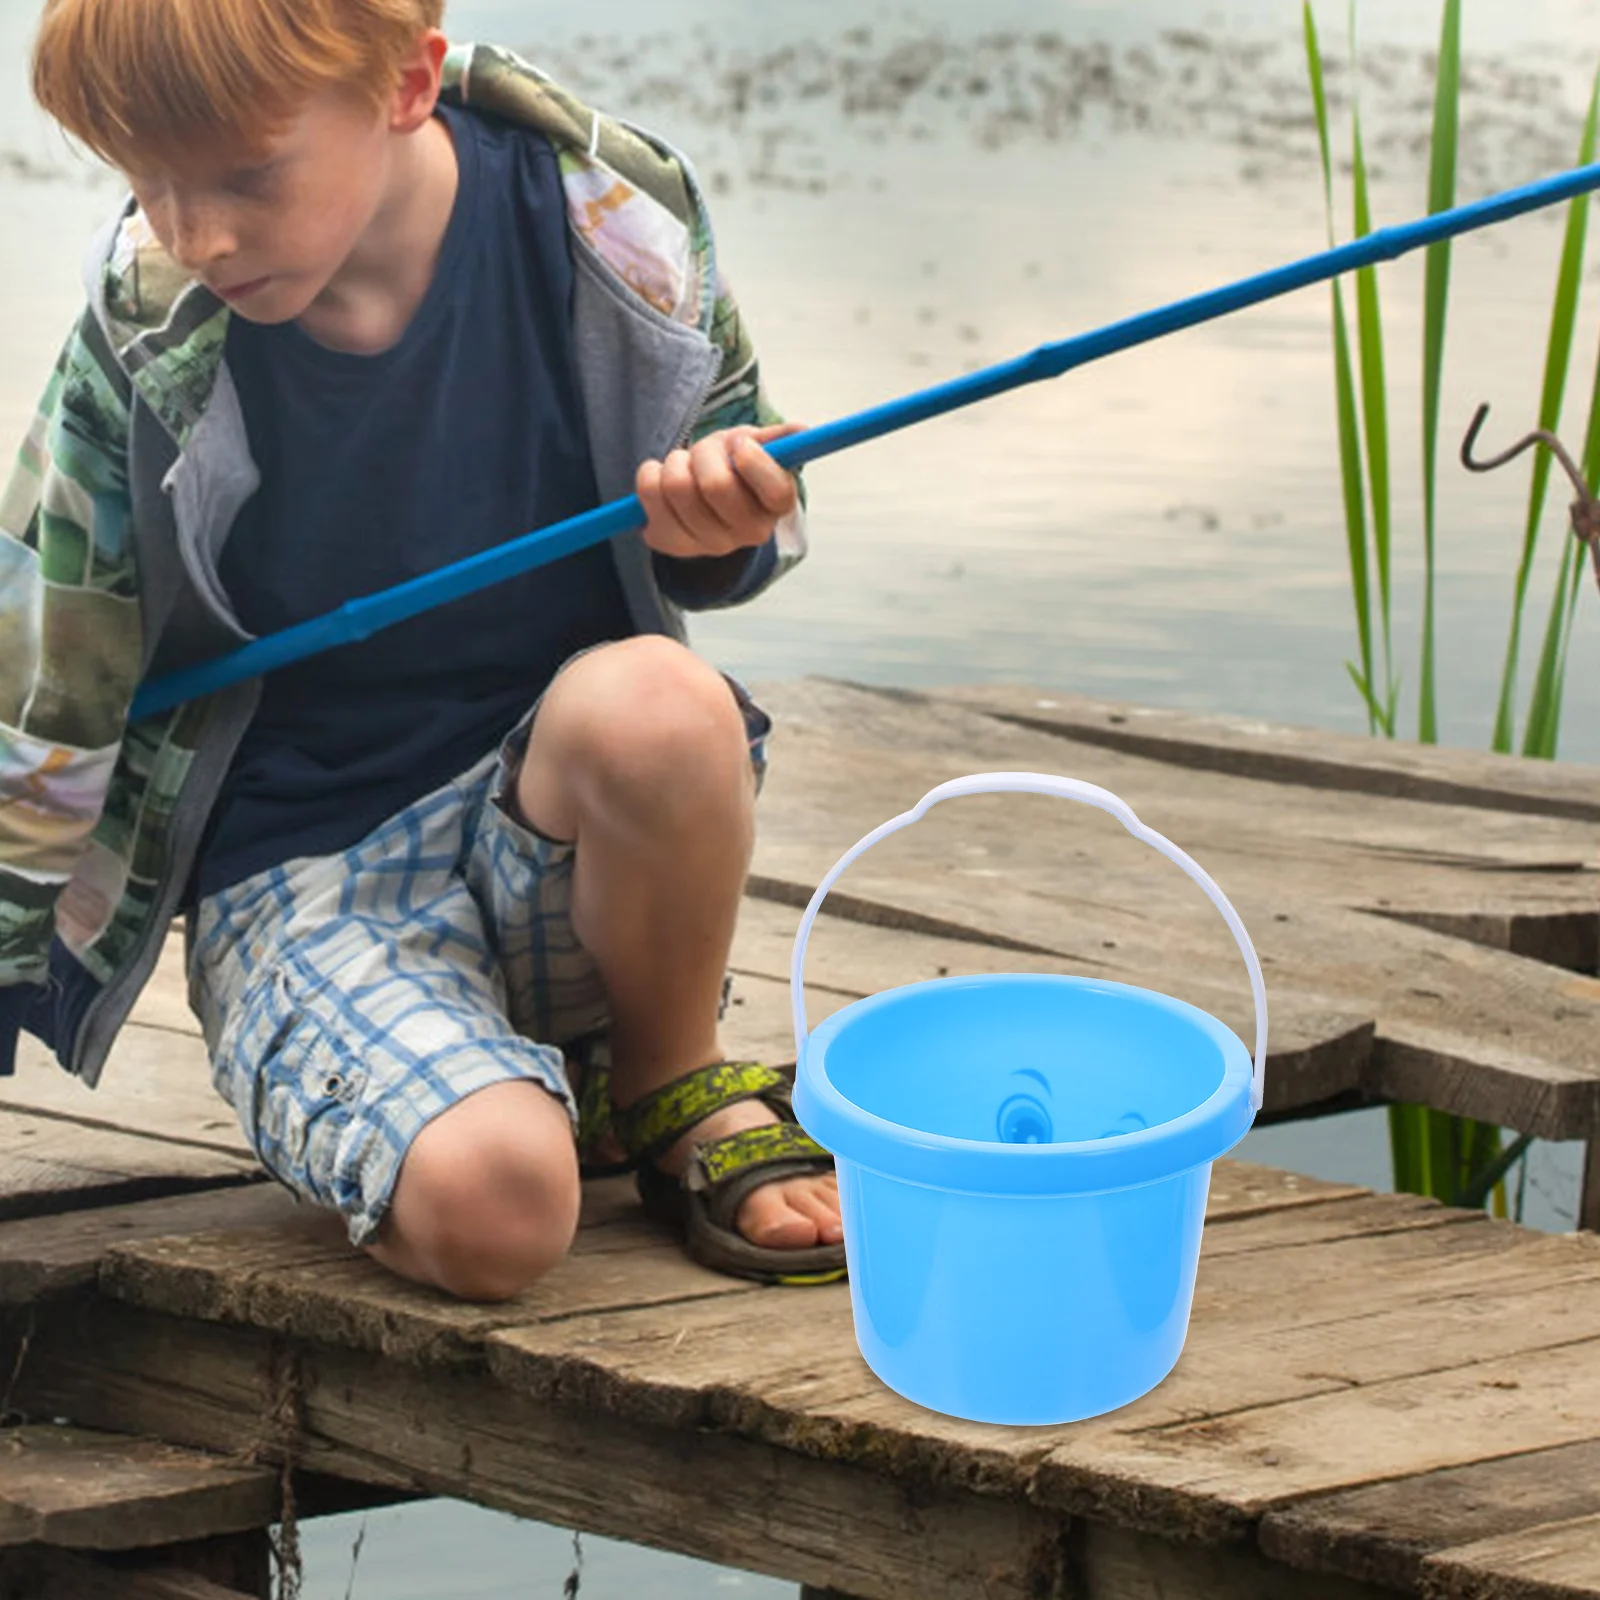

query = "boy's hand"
[[637, 423, 802, 560]]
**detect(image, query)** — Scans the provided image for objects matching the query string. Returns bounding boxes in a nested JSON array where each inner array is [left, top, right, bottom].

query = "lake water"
[[3, 0, 1598, 1592]]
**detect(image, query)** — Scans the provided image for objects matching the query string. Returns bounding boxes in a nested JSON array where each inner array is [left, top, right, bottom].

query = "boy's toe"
[[792, 1175, 844, 1243], [736, 1173, 843, 1249]]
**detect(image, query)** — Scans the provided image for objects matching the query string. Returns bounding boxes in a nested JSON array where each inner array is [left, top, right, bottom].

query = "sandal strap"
[[575, 1053, 612, 1154], [695, 1156, 835, 1237], [568, 1034, 635, 1175], [690, 1121, 832, 1191], [626, 1062, 845, 1288], [610, 1060, 786, 1166]]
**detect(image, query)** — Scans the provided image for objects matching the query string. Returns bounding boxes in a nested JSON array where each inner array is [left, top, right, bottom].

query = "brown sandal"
[[610, 1060, 847, 1287]]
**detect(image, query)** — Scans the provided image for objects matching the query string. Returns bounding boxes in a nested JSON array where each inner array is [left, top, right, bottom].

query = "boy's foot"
[[601, 1059, 848, 1283], [652, 1094, 843, 1250]]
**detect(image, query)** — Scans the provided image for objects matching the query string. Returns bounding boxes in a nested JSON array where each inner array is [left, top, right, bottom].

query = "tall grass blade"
[[1318, 0, 1432, 1193], [1401, 0, 1503, 1205], [1565, 281, 1600, 705], [1332, 301, 1374, 727], [1460, 1120, 1515, 1219], [1389, 1102, 1429, 1194], [1497, 68, 1600, 754], [1345, 661, 1389, 726], [1523, 538, 1584, 756], [1349, 1, 1395, 733], [1578, 289, 1600, 493], [1547, 523, 1591, 752], [1306, 2, 1375, 726], [1419, 0, 1461, 744]]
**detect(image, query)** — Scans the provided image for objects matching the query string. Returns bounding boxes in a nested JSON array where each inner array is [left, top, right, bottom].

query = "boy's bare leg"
[[368, 636, 840, 1301], [516, 637, 842, 1251]]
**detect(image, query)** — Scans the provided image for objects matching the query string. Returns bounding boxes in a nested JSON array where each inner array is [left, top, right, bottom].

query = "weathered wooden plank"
[[1076, 1520, 1406, 1600], [17, 1197, 1581, 1600], [98, 1209, 758, 1366], [753, 681, 1600, 914], [730, 896, 1378, 1113], [474, 1206, 1587, 1562], [0, 946, 253, 1230], [1420, 1513, 1600, 1599], [922, 682, 1600, 825], [1376, 906, 1600, 977], [0, 1111, 259, 1223], [0, 1281, 1503, 1600], [115, 1531, 271, 1600], [1197, 1191, 1476, 1256], [0, 1183, 287, 1305], [86, 1160, 1366, 1368], [1371, 1016, 1600, 1143], [0, 1543, 264, 1600], [1259, 1442, 1600, 1593], [7, 1295, 1077, 1600], [6, 1023, 246, 1160], [747, 679, 1600, 1140], [96, 1174, 1378, 1369], [476, 1202, 1515, 1453], [726, 961, 1374, 1118], [1034, 1332, 1600, 1543], [814, 1526, 1408, 1600], [2, 1296, 1415, 1600], [1205, 1161, 1368, 1219], [0, 1426, 276, 1551]]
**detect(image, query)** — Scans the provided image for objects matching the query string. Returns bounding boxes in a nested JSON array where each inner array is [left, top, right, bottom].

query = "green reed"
[[1305, 2, 1391, 734], [1303, 0, 1600, 1215], [1516, 75, 1600, 760], [1418, 0, 1460, 748]]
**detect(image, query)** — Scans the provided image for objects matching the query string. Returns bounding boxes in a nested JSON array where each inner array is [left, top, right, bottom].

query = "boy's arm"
[[0, 310, 139, 1071], [651, 273, 808, 612]]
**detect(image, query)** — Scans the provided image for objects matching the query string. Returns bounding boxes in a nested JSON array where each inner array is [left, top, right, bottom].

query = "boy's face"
[[123, 88, 402, 324]]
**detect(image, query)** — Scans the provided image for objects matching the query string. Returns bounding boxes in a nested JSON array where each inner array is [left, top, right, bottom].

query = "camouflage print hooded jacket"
[[0, 44, 807, 1085]]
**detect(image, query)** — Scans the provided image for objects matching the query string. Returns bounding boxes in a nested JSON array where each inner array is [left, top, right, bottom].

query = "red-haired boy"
[[0, 0, 845, 1297]]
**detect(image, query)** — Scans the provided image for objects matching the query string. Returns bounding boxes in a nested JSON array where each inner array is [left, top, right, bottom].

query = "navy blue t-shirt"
[[195, 103, 631, 899]]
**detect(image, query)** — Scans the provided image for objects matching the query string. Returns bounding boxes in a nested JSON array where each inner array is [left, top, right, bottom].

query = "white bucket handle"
[[790, 772, 1267, 1113]]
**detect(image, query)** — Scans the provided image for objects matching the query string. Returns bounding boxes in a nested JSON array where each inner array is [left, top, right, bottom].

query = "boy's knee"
[[525, 638, 751, 827], [383, 1081, 581, 1301]]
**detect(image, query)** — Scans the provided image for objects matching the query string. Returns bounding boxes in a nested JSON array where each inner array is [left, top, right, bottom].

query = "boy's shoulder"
[[448, 45, 700, 230], [446, 44, 716, 328]]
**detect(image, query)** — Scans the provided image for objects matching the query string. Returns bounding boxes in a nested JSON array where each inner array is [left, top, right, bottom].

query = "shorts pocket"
[[215, 964, 372, 1215]]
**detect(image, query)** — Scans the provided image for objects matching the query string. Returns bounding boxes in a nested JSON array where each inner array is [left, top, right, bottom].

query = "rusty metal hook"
[[1461, 403, 1592, 499], [1461, 403, 1600, 597]]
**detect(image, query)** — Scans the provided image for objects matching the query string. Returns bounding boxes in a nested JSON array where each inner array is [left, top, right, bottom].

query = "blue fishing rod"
[[129, 158, 1600, 722]]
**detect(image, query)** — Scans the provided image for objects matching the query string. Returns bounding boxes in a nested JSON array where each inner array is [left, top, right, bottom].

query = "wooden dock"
[[3, 678, 1600, 1599]]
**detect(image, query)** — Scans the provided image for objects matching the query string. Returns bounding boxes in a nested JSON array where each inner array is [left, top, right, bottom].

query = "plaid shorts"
[[189, 674, 770, 1247]]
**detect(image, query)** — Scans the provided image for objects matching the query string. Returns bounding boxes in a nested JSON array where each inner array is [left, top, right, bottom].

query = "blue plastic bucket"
[[790, 772, 1267, 1426]]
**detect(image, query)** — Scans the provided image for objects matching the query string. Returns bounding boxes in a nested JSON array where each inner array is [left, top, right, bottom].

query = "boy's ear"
[[390, 29, 449, 135]]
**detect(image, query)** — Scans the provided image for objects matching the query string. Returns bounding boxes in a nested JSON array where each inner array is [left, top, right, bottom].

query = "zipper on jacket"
[[671, 359, 721, 454]]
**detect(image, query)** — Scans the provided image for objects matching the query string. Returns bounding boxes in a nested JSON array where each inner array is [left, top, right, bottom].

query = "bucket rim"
[[792, 972, 1255, 1196]]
